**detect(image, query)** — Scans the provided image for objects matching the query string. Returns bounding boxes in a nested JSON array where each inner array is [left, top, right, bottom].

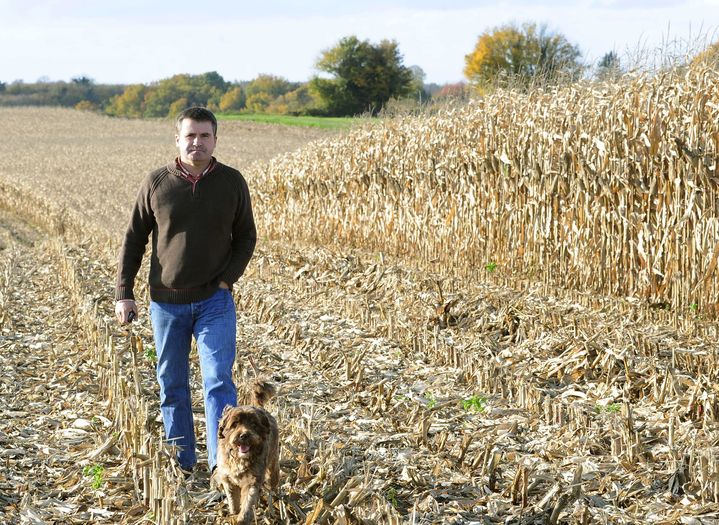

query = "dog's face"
[[218, 406, 271, 456]]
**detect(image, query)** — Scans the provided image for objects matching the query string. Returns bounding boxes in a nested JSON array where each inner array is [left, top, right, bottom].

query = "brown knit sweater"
[[115, 159, 257, 304]]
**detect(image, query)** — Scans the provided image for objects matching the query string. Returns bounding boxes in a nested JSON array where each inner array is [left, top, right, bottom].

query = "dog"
[[212, 380, 280, 523]]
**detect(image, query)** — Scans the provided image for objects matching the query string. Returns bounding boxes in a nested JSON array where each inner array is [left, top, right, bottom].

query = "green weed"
[[595, 402, 622, 414], [424, 392, 437, 409], [462, 395, 488, 413], [385, 486, 399, 509], [144, 344, 157, 362], [82, 464, 105, 489]]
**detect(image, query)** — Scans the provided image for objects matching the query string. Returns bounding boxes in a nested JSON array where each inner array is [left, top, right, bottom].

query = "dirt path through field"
[[0, 210, 130, 524]]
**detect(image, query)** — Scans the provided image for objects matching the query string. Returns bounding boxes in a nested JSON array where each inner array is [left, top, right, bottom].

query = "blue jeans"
[[150, 288, 237, 471]]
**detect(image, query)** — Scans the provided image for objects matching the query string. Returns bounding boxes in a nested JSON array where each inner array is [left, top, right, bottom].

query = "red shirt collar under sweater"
[[174, 157, 217, 192]]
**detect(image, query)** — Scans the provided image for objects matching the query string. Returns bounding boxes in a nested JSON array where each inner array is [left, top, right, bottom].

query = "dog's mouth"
[[238, 444, 251, 454]]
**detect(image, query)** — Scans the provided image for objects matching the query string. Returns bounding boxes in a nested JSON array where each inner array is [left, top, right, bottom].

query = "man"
[[115, 106, 256, 474]]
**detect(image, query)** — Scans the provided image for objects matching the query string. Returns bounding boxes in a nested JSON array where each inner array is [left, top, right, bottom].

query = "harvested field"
[[1, 89, 719, 525]]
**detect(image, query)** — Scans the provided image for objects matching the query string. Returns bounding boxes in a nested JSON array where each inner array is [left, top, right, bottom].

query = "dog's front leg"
[[224, 482, 242, 516], [237, 483, 261, 525]]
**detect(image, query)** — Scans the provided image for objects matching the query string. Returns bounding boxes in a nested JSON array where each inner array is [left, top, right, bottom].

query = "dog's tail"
[[251, 379, 276, 407]]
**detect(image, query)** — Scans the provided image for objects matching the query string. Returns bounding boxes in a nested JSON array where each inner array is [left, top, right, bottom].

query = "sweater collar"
[[170, 157, 218, 182]]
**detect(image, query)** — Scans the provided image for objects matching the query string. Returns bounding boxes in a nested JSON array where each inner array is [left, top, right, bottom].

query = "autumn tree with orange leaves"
[[464, 22, 583, 91]]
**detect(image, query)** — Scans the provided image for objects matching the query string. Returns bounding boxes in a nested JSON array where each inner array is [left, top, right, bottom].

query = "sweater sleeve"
[[219, 173, 257, 286], [115, 174, 156, 301]]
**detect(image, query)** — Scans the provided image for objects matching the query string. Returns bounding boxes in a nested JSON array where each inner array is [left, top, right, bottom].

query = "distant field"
[[217, 112, 356, 129], [0, 107, 336, 243]]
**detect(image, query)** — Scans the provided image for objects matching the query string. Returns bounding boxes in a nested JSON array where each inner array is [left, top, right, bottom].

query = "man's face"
[[176, 118, 216, 165]]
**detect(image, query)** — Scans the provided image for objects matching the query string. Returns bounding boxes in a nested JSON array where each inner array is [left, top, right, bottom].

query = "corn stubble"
[[0, 63, 718, 523]]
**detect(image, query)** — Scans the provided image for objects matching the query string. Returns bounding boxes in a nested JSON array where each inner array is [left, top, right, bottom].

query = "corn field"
[[1, 62, 719, 525], [253, 65, 719, 320]]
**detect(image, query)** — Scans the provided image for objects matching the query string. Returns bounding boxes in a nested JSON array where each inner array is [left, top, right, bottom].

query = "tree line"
[[0, 76, 125, 111], [3, 25, 708, 118], [0, 36, 452, 118]]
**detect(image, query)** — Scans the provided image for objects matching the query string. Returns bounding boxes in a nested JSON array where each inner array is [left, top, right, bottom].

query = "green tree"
[[70, 76, 99, 105], [71, 76, 93, 86], [595, 51, 621, 81], [310, 35, 415, 116], [198, 71, 228, 110], [407, 65, 428, 101], [464, 22, 583, 90], [130, 72, 228, 118], [143, 76, 184, 117]]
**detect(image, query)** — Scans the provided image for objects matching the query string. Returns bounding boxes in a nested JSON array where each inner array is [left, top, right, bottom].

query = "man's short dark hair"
[[176, 106, 218, 136]]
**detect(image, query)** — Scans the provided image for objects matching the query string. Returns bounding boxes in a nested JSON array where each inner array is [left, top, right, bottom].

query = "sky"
[[1, 0, 718, 86]]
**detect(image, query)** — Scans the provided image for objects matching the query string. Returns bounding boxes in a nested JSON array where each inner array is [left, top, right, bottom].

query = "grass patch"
[[217, 113, 356, 129]]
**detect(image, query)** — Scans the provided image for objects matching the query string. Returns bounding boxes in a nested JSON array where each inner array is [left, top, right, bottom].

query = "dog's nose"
[[233, 432, 250, 445]]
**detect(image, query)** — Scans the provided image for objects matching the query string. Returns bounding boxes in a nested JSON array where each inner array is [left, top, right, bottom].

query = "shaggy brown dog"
[[212, 380, 279, 523]]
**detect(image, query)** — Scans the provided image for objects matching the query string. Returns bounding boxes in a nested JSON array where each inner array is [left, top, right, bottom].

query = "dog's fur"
[[212, 380, 279, 523]]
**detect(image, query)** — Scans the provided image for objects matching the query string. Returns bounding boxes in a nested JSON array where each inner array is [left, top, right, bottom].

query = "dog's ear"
[[254, 409, 271, 434], [218, 405, 234, 439]]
